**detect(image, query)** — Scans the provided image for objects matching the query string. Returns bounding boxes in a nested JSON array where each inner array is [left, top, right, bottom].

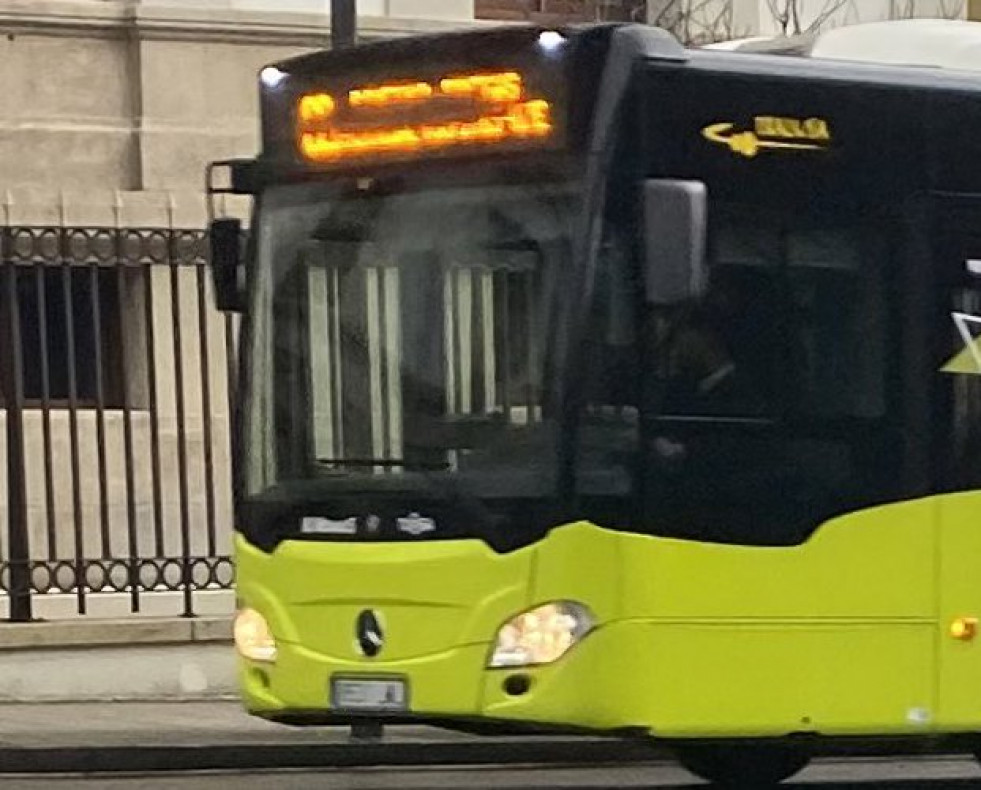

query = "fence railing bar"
[[90, 252, 112, 562], [116, 232, 141, 613], [196, 263, 218, 559], [34, 260, 58, 562], [168, 234, 194, 618], [143, 244, 165, 561], [2, 231, 32, 622], [59, 233, 86, 615]]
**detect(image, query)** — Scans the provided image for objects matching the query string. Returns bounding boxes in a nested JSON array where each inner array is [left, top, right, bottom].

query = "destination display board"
[[295, 69, 558, 166], [257, 27, 578, 173]]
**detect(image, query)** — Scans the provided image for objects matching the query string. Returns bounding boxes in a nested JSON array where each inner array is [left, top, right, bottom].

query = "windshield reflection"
[[244, 176, 577, 503]]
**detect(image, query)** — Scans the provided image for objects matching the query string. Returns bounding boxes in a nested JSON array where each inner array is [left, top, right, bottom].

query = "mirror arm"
[[210, 218, 246, 313]]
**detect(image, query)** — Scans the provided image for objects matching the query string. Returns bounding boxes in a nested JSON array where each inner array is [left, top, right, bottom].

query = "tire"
[[675, 743, 809, 787]]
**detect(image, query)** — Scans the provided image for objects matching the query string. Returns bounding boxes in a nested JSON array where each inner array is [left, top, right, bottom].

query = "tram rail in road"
[[2, 757, 981, 789], [1, 734, 980, 779], [1, 702, 979, 781]]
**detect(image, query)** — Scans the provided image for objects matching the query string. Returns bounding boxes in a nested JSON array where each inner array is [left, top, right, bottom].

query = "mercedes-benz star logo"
[[356, 609, 384, 658]]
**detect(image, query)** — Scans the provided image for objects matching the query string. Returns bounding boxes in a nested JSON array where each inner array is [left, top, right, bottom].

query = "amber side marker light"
[[950, 617, 978, 641]]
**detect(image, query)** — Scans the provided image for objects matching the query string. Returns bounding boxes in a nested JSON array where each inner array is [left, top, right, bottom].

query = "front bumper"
[[233, 524, 630, 733], [239, 621, 635, 733]]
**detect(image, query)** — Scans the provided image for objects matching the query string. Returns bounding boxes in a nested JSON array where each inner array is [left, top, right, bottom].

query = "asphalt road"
[[1, 757, 980, 789]]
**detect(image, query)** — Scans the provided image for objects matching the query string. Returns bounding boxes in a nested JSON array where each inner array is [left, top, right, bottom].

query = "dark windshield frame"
[[236, 158, 587, 551]]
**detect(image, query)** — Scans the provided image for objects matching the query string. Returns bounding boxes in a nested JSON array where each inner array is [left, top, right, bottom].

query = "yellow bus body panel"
[[235, 490, 981, 738]]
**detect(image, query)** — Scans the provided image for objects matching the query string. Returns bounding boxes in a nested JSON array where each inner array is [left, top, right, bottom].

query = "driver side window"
[[658, 206, 888, 421], [577, 219, 642, 499]]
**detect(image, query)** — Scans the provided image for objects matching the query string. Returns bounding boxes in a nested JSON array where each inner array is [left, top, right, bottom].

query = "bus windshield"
[[243, 172, 576, 512]]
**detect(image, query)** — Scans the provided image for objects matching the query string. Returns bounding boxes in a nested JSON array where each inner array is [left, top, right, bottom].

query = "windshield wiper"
[[316, 458, 451, 472]]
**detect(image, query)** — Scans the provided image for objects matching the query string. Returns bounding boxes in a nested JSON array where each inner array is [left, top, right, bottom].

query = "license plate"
[[331, 677, 408, 712]]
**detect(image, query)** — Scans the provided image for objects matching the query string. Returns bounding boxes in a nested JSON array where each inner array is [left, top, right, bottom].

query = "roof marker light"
[[261, 67, 288, 89], [538, 31, 566, 53]]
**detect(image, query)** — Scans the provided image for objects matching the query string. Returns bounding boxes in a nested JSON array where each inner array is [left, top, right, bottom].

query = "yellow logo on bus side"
[[942, 312, 981, 376], [702, 116, 832, 158]]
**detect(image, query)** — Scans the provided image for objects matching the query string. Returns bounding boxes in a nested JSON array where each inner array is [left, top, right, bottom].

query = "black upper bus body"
[[628, 47, 981, 544], [233, 24, 981, 552]]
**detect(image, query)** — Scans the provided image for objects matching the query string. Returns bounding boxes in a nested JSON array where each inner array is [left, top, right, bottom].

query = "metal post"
[[1, 235, 32, 622], [331, 0, 357, 49]]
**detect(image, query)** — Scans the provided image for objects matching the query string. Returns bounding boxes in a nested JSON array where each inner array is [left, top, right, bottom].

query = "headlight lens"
[[488, 601, 594, 668], [234, 608, 277, 662]]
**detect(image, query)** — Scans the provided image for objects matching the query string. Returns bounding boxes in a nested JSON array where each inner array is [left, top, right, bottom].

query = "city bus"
[[208, 18, 981, 786]]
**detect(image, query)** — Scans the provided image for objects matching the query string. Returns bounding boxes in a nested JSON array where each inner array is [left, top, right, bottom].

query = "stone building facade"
[[1, 0, 978, 620]]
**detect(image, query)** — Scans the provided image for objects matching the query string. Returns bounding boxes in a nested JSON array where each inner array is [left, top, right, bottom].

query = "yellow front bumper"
[[239, 622, 633, 732], [233, 525, 630, 732]]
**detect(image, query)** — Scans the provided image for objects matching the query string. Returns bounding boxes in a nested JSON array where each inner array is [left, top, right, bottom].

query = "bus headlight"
[[488, 602, 594, 668], [234, 607, 277, 663]]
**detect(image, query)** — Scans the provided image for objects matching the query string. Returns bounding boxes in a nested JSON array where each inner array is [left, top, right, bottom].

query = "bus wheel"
[[674, 744, 809, 786]]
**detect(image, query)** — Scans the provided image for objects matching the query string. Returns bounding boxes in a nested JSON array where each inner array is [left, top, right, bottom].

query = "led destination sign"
[[296, 70, 555, 165]]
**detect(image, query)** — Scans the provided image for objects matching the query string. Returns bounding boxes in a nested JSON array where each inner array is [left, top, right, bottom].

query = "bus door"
[[930, 195, 981, 727]]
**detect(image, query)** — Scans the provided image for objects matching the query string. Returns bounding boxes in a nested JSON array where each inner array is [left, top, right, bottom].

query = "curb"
[[0, 738, 971, 775], [0, 738, 660, 774], [0, 642, 237, 703], [0, 617, 232, 651]]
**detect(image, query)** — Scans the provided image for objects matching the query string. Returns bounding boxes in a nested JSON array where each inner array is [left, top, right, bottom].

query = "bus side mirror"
[[642, 179, 708, 306], [210, 218, 246, 312]]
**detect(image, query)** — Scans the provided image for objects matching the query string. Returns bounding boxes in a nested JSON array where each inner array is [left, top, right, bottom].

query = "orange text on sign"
[[296, 71, 553, 163]]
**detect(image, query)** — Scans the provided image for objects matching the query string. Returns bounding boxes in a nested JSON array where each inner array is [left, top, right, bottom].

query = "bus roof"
[[808, 18, 981, 70], [690, 19, 981, 98], [708, 18, 981, 72], [258, 20, 981, 175], [265, 18, 981, 95], [266, 23, 625, 77]]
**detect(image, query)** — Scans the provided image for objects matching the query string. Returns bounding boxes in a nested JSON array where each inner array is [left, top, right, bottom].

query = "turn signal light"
[[951, 617, 978, 641]]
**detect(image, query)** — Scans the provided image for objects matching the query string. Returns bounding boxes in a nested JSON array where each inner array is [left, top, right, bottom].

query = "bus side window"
[[575, 223, 640, 501], [584, 226, 639, 410]]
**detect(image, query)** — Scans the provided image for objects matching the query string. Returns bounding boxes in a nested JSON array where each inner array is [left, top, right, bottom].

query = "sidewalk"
[[0, 617, 236, 703], [0, 618, 654, 773], [0, 701, 653, 774]]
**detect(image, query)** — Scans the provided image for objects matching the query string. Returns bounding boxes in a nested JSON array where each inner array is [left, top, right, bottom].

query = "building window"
[[9, 265, 124, 407]]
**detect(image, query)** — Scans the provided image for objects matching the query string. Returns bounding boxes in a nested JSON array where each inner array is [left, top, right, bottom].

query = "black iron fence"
[[0, 225, 237, 620]]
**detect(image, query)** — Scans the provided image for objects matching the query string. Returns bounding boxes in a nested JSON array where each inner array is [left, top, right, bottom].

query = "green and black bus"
[[210, 19, 981, 785]]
